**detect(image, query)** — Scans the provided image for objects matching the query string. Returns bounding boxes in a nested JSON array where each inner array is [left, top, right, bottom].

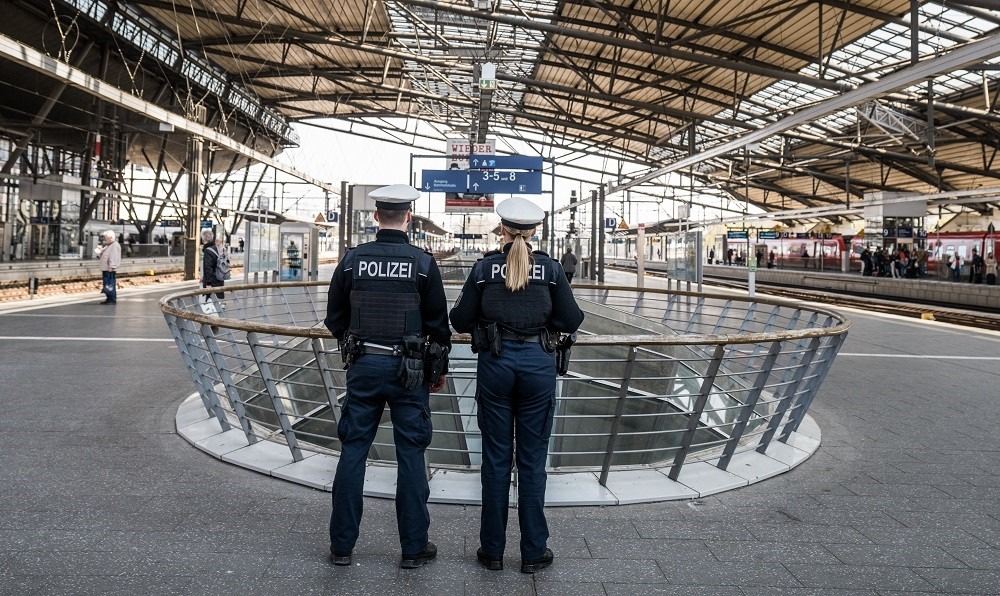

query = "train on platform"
[[606, 230, 998, 278], [712, 231, 999, 276]]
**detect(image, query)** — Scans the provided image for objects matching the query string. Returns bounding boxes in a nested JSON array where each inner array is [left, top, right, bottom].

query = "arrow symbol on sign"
[[424, 183, 430, 190], [472, 159, 479, 166], [472, 183, 480, 191]]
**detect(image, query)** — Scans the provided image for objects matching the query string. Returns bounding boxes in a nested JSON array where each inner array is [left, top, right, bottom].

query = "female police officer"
[[450, 197, 584, 574]]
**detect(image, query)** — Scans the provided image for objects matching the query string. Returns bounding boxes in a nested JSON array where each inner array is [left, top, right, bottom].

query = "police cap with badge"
[[487, 197, 551, 285], [371, 184, 420, 211], [497, 196, 545, 230]]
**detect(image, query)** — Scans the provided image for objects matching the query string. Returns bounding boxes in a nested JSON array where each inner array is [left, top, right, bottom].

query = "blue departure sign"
[[421, 169, 468, 192], [469, 154, 544, 171], [468, 170, 542, 194], [726, 230, 749, 240]]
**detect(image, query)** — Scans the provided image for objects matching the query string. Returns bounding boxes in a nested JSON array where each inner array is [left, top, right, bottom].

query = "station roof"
[[129, 0, 1000, 223], [3, 1, 1000, 225]]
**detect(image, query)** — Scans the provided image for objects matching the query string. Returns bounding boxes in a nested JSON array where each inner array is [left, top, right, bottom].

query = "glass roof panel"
[[657, 1, 998, 157], [385, 0, 558, 126]]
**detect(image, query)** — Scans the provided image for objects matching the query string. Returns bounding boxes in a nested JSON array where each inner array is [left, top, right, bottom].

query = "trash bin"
[[581, 257, 591, 279]]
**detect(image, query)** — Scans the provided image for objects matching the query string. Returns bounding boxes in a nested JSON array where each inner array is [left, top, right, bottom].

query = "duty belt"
[[360, 341, 404, 356], [500, 330, 542, 343]]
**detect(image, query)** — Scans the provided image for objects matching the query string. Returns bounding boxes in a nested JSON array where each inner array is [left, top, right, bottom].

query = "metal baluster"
[[683, 297, 706, 334], [712, 301, 733, 334], [717, 340, 782, 470], [247, 331, 304, 461], [178, 316, 232, 430], [164, 313, 222, 421], [661, 295, 678, 324], [668, 344, 726, 480], [633, 291, 645, 315], [203, 324, 258, 443], [755, 336, 821, 453], [779, 331, 847, 440], [598, 346, 638, 487], [310, 338, 343, 425]]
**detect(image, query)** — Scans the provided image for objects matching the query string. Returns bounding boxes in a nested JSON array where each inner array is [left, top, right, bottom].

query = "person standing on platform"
[[324, 184, 450, 570], [559, 246, 577, 283], [709, 247, 715, 264], [985, 251, 997, 285], [450, 197, 584, 575], [98, 230, 121, 305], [860, 247, 872, 276], [201, 230, 225, 301], [969, 247, 984, 284], [916, 247, 928, 278]]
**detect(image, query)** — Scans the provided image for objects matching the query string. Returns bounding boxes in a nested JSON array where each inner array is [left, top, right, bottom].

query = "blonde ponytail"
[[503, 225, 535, 291]]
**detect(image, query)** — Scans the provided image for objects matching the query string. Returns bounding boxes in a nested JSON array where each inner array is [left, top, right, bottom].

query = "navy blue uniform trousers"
[[329, 354, 433, 555], [477, 340, 557, 560]]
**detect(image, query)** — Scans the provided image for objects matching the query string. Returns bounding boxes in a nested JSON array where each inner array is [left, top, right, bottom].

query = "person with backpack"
[[201, 230, 227, 300]]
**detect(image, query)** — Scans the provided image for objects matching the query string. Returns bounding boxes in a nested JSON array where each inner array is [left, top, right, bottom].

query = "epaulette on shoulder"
[[532, 249, 550, 257], [483, 249, 502, 257]]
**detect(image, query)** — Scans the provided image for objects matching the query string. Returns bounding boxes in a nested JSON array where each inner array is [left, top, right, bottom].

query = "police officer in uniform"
[[324, 184, 451, 569], [450, 197, 584, 574]]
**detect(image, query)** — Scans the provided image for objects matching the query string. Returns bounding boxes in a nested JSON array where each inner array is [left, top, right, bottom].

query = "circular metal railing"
[[161, 281, 849, 489]]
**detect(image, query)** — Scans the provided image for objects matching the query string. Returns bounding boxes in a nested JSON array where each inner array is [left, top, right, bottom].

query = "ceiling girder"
[[391, 0, 853, 91]]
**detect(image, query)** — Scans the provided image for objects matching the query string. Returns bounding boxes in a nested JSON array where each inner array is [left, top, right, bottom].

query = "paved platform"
[[2, 268, 999, 595]]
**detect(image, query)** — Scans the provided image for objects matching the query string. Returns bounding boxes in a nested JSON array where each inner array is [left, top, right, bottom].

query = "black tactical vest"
[[479, 250, 553, 331], [347, 242, 427, 342]]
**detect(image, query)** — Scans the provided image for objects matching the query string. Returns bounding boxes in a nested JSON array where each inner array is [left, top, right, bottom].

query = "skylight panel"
[[382, 0, 557, 125]]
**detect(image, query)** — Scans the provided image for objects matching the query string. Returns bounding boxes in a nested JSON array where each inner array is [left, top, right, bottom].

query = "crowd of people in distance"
[[859, 245, 997, 285], [859, 245, 928, 279], [709, 247, 777, 269], [709, 243, 997, 285]]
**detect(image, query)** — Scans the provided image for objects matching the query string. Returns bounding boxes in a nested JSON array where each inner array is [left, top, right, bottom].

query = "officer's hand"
[[428, 374, 447, 393]]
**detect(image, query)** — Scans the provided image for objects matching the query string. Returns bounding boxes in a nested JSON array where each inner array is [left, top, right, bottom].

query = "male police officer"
[[324, 184, 451, 569]]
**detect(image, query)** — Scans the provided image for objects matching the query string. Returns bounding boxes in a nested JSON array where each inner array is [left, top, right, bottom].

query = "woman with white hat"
[[450, 197, 584, 574]]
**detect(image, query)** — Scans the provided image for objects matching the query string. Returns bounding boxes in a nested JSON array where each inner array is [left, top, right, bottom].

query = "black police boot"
[[476, 547, 503, 571], [329, 550, 352, 566], [520, 548, 553, 574], [400, 542, 437, 569]]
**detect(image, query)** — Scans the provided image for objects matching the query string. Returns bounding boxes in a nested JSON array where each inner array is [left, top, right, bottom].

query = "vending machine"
[[279, 222, 319, 281]]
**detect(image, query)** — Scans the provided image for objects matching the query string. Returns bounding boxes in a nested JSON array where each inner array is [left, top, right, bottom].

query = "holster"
[[486, 322, 502, 357], [339, 335, 361, 369], [424, 342, 449, 387], [397, 336, 425, 390], [555, 332, 578, 376], [470, 325, 488, 354]]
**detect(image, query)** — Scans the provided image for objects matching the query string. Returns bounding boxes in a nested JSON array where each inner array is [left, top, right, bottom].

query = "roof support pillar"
[[185, 104, 206, 282]]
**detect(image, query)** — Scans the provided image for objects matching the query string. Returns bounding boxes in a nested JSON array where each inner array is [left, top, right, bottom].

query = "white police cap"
[[370, 184, 420, 211], [496, 197, 544, 230]]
